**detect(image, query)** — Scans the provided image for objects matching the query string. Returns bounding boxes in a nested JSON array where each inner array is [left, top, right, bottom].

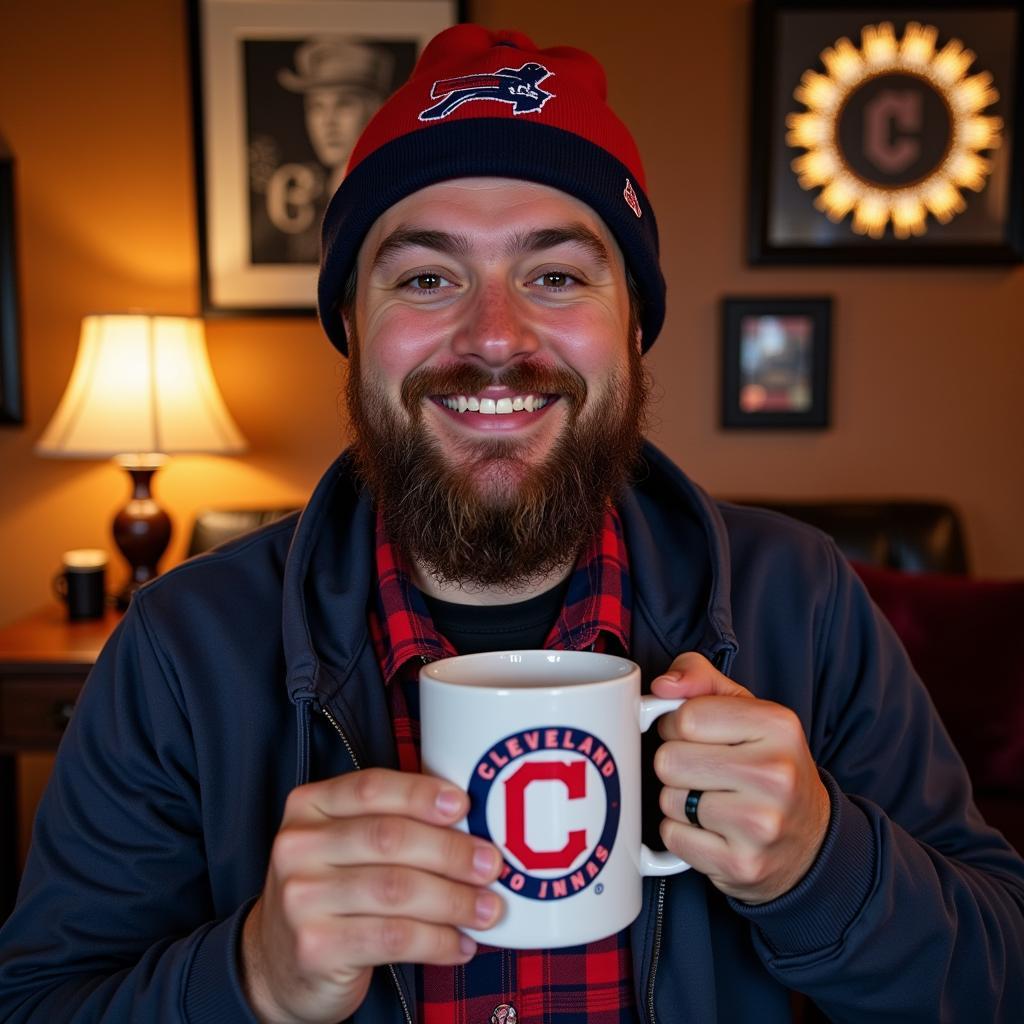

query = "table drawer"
[[0, 677, 83, 749]]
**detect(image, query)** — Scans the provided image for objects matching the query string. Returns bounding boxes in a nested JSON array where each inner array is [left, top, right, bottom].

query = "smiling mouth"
[[432, 393, 556, 415]]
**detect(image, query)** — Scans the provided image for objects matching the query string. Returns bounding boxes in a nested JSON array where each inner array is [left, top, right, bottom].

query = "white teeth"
[[438, 393, 552, 414]]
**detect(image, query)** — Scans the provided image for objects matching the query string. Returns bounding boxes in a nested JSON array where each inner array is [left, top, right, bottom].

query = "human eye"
[[398, 271, 455, 293], [527, 269, 581, 292]]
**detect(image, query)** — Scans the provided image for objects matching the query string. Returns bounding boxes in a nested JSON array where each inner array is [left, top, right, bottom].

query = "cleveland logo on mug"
[[466, 726, 621, 900]]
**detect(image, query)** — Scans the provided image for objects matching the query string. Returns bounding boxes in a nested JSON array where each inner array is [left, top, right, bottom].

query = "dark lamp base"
[[112, 459, 172, 609]]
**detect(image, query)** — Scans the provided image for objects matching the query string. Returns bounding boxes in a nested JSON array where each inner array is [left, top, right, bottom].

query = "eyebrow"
[[371, 223, 611, 271], [372, 229, 470, 270], [510, 226, 611, 269]]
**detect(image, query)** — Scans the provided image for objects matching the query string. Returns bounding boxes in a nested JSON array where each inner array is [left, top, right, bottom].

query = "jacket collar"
[[622, 442, 738, 673], [279, 441, 738, 709], [280, 452, 373, 704]]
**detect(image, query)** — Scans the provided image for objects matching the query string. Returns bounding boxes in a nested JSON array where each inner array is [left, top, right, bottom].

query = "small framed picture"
[[749, 0, 1024, 264], [188, 0, 459, 316], [721, 297, 832, 430], [0, 139, 23, 425]]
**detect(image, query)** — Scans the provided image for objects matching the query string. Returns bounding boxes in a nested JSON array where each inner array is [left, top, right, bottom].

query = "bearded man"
[[1, 24, 1022, 1024]]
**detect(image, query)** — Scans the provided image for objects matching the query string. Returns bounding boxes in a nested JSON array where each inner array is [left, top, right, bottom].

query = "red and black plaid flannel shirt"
[[369, 505, 642, 1024]]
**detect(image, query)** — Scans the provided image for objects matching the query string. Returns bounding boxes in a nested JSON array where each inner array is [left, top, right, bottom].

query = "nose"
[[450, 279, 540, 367]]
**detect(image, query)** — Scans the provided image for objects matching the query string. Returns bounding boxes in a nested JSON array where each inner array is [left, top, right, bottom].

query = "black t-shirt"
[[422, 577, 571, 655]]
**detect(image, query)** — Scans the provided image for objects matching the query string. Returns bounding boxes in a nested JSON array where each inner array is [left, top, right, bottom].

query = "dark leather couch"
[[733, 499, 969, 575]]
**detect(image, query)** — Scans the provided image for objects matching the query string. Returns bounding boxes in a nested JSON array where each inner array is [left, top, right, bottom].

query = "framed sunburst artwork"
[[749, 0, 1023, 263]]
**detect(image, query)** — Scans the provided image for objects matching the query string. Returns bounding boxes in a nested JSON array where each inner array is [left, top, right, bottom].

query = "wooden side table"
[[0, 605, 119, 918]]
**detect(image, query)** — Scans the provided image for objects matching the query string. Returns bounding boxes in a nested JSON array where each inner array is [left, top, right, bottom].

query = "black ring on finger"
[[684, 789, 704, 828]]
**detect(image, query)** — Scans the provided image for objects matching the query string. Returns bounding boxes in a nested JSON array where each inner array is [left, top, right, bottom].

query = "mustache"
[[400, 360, 587, 416]]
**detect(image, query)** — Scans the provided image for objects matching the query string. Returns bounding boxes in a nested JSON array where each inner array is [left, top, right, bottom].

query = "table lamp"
[[36, 314, 247, 608]]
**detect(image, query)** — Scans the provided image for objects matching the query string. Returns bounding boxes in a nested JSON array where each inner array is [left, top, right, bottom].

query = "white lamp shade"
[[36, 314, 247, 458]]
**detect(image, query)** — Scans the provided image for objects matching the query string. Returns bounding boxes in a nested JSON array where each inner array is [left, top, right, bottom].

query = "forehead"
[[357, 177, 625, 264]]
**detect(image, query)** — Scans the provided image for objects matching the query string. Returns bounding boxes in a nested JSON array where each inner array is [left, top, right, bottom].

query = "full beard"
[[346, 335, 650, 593]]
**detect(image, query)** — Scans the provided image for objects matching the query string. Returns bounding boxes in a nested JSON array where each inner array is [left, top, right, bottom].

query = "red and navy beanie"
[[318, 24, 666, 356]]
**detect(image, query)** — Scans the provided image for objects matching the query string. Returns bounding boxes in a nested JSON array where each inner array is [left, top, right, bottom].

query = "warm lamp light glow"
[[36, 314, 247, 458], [36, 314, 247, 607]]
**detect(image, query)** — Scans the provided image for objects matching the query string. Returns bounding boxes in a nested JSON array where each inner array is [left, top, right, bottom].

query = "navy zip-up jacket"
[[1, 443, 1022, 1022]]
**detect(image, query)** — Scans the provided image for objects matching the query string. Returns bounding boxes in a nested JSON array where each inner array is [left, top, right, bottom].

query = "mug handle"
[[637, 695, 692, 877], [52, 571, 68, 604]]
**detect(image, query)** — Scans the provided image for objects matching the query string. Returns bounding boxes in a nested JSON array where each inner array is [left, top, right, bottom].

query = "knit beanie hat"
[[318, 24, 665, 356]]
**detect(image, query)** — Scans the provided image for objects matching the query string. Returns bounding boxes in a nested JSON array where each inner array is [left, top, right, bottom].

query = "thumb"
[[651, 651, 752, 700]]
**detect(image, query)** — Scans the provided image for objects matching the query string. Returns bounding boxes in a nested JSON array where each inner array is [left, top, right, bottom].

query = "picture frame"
[[749, 0, 1024, 264], [721, 297, 832, 430], [0, 139, 23, 426], [188, 0, 461, 316]]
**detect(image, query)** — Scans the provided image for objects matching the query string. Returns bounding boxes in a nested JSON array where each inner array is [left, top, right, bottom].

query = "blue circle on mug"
[[466, 725, 621, 900]]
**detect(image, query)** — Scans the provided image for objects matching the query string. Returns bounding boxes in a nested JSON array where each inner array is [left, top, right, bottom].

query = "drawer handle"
[[52, 701, 76, 731]]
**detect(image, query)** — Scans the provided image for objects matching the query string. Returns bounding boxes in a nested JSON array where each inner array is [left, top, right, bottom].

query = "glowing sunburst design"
[[785, 22, 1004, 238]]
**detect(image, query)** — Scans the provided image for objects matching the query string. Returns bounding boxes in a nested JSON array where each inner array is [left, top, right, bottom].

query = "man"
[[1, 24, 1022, 1024], [279, 38, 393, 196], [254, 38, 393, 263]]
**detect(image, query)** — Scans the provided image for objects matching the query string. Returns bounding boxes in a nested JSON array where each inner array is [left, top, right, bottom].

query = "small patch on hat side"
[[623, 178, 642, 218]]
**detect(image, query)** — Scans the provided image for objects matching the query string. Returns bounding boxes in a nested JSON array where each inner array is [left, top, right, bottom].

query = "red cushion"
[[852, 562, 1024, 798]]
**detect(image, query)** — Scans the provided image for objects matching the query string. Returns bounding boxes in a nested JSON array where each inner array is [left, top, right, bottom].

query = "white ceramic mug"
[[420, 649, 691, 949]]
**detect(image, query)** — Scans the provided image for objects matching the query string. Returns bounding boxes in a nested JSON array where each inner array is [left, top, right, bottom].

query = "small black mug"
[[54, 549, 108, 620]]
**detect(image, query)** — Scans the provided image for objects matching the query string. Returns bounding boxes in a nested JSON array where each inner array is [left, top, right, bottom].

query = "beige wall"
[[1, 0, 1022, 638]]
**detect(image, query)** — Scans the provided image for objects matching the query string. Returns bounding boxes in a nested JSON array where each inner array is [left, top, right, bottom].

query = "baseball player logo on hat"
[[418, 61, 556, 121]]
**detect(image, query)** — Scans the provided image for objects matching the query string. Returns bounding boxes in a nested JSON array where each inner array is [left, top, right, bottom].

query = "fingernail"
[[459, 934, 477, 957], [473, 844, 499, 879], [435, 788, 463, 817], [475, 891, 499, 925]]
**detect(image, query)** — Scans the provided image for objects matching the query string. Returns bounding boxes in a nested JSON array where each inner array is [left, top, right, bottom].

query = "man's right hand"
[[240, 768, 504, 1024]]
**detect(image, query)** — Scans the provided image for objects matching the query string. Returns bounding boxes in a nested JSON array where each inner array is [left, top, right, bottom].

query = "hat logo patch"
[[419, 62, 555, 121], [623, 179, 642, 218]]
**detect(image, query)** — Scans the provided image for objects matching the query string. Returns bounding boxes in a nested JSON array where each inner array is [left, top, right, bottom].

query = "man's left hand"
[[651, 652, 831, 905]]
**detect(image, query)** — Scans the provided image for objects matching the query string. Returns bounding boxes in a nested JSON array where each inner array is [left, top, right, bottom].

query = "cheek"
[[544, 309, 630, 381], [360, 308, 451, 392]]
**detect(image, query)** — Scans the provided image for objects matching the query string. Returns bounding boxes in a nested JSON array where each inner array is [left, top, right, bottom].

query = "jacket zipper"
[[320, 702, 362, 772], [319, 704, 415, 1024], [645, 877, 667, 1023], [324, 642, 726, 1024], [644, 648, 729, 1022]]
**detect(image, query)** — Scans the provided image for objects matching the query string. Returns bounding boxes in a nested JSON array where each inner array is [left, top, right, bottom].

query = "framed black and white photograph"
[[189, 0, 459, 316], [721, 297, 831, 429], [0, 139, 23, 426], [749, 0, 1024, 264]]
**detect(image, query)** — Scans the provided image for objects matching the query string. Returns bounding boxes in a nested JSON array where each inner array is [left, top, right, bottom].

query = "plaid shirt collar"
[[372, 505, 632, 679]]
